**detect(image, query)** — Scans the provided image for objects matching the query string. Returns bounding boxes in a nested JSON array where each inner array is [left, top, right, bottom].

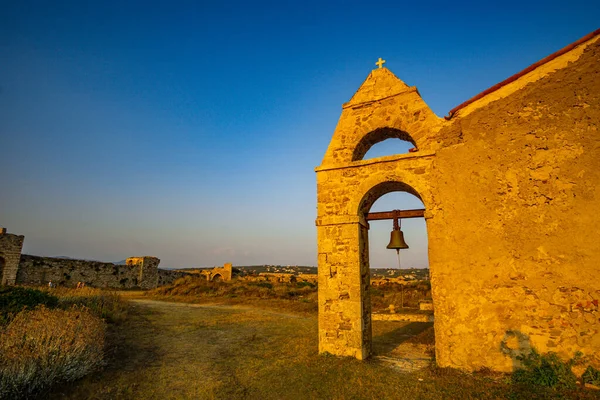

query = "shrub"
[[512, 349, 580, 390], [0, 286, 58, 325], [53, 287, 128, 324], [251, 282, 273, 290], [0, 305, 105, 399], [296, 281, 315, 289], [582, 365, 600, 386]]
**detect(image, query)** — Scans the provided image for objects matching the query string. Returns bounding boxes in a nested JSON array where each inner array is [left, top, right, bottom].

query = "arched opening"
[[0, 256, 5, 285], [352, 128, 417, 162], [358, 182, 435, 363], [212, 274, 222, 282]]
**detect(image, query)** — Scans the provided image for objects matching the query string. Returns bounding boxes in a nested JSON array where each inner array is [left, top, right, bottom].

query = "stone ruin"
[[316, 30, 600, 372], [200, 262, 234, 282], [0, 227, 171, 289], [0, 227, 24, 286]]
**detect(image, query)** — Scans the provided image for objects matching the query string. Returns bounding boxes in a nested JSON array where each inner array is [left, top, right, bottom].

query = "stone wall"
[[125, 257, 160, 289], [0, 229, 25, 285], [316, 33, 600, 371], [240, 272, 318, 284], [16, 255, 161, 289], [428, 37, 600, 372], [158, 269, 192, 286]]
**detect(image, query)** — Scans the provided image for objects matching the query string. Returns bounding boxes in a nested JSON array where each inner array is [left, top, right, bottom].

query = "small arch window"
[[353, 127, 417, 162]]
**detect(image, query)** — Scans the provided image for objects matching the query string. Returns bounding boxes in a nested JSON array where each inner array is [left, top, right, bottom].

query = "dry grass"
[[0, 286, 129, 398], [47, 300, 597, 400], [146, 276, 318, 314], [47, 287, 129, 323], [0, 305, 106, 399], [146, 276, 433, 316], [144, 276, 431, 313], [370, 281, 431, 310]]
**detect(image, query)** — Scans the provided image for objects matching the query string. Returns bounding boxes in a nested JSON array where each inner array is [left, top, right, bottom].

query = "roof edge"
[[445, 28, 600, 120]]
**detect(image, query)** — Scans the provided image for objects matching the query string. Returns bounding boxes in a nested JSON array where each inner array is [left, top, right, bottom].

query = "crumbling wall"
[[0, 229, 24, 285], [125, 257, 160, 289], [247, 272, 318, 283], [16, 255, 161, 289], [158, 269, 192, 286]]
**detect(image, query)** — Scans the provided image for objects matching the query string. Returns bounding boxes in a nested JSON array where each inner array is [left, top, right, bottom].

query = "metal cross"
[[376, 57, 386, 68]]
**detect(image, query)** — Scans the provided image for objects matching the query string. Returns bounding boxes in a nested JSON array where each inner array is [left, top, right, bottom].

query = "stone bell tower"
[[315, 61, 442, 360]]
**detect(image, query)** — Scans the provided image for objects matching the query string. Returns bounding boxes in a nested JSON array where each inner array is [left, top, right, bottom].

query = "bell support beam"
[[365, 209, 425, 221]]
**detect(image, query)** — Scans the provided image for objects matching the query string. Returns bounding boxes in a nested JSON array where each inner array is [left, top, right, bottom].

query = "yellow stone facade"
[[316, 34, 600, 371]]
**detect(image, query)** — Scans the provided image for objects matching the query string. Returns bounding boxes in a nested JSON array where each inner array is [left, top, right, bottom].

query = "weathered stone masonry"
[[0, 228, 25, 285], [17, 255, 161, 289], [316, 32, 600, 372], [0, 228, 186, 289]]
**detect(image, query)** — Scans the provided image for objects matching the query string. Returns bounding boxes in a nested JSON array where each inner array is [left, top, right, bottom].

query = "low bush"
[[0, 286, 58, 325], [250, 282, 273, 290], [512, 349, 581, 390], [295, 281, 315, 289], [51, 287, 128, 323], [582, 365, 600, 386], [0, 305, 106, 399]]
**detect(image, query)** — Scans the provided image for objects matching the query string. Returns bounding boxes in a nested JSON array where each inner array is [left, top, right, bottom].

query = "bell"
[[386, 229, 409, 250]]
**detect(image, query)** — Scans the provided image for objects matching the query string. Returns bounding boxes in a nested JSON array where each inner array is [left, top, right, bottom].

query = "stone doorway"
[[365, 190, 434, 369], [361, 184, 435, 369]]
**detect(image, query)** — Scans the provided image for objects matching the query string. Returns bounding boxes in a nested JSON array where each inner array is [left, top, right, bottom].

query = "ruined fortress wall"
[[429, 39, 600, 371], [0, 232, 25, 285], [125, 257, 160, 289], [16, 255, 161, 289], [158, 269, 191, 286]]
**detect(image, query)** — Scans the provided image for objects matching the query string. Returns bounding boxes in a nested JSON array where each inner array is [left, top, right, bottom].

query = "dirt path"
[[49, 299, 319, 399], [47, 299, 441, 400], [44, 299, 597, 399]]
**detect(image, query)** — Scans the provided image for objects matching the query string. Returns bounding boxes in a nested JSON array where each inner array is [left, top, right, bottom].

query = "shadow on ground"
[[45, 304, 165, 399], [372, 321, 433, 356]]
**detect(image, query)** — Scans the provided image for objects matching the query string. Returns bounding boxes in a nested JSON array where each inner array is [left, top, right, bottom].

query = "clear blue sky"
[[1, 1, 598, 268]]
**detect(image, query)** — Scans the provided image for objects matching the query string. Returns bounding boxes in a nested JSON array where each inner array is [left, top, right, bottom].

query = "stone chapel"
[[316, 29, 600, 372]]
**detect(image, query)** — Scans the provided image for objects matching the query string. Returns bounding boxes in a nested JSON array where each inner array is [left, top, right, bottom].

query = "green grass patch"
[[582, 365, 600, 386], [0, 286, 59, 325], [512, 349, 581, 390]]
